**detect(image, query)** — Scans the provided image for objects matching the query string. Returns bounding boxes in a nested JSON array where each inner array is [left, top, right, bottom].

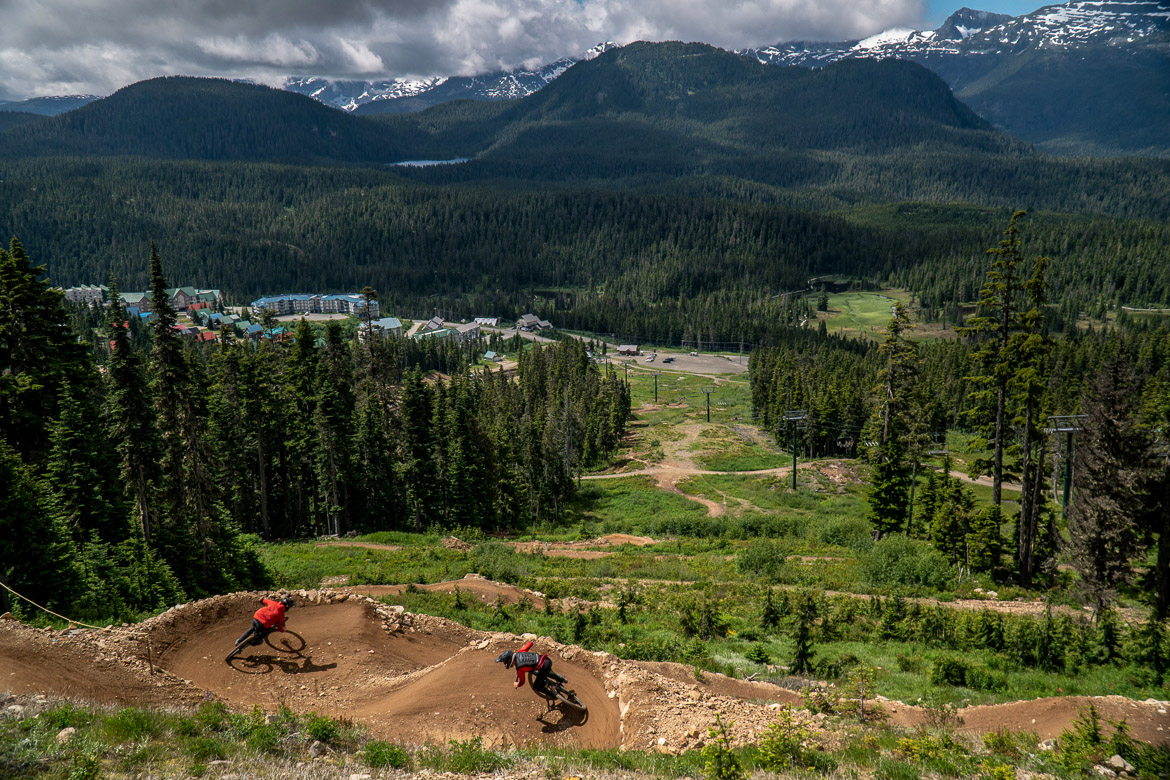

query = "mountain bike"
[[225, 625, 273, 663], [535, 677, 588, 715]]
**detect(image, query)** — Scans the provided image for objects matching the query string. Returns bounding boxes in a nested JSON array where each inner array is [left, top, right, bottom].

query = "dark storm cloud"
[[0, 0, 926, 98]]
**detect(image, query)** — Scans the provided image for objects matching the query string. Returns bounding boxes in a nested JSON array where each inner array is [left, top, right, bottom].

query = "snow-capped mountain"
[[0, 94, 99, 116], [284, 42, 619, 115], [743, 1, 1170, 154], [744, 1, 1167, 70]]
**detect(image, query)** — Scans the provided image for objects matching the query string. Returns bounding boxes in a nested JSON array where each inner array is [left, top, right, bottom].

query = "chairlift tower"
[[783, 410, 809, 490], [650, 372, 661, 404], [701, 387, 716, 423], [1044, 415, 1087, 518]]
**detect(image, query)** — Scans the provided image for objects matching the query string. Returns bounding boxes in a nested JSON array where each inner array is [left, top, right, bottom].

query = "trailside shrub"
[[443, 737, 510, 774], [469, 540, 530, 584], [363, 740, 410, 769], [819, 516, 874, 552], [862, 535, 952, 591], [102, 707, 163, 743], [929, 656, 971, 687], [736, 539, 787, 582], [744, 642, 771, 665], [305, 714, 341, 744], [701, 714, 744, 780]]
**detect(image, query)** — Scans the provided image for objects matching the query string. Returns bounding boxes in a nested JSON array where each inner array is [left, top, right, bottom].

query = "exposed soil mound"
[[354, 639, 619, 748], [635, 661, 801, 705], [954, 695, 1170, 744], [2, 590, 1167, 751], [314, 541, 401, 551], [0, 620, 199, 707], [510, 534, 660, 557], [344, 575, 547, 609]]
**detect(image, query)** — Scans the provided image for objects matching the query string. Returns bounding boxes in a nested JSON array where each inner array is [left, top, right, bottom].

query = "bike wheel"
[[553, 685, 588, 714], [225, 631, 252, 663]]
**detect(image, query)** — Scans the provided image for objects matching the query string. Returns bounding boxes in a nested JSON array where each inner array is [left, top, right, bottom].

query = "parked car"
[[662, 356, 674, 363]]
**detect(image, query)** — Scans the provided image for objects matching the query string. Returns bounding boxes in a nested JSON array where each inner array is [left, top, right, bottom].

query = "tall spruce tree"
[[1068, 349, 1158, 614], [961, 211, 1030, 507], [104, 277, 160, 542], [0, 442, 82, 611], [0, 238, 90, 461], [1008, 254, 1052, 587], [866, 302, 919, 539]]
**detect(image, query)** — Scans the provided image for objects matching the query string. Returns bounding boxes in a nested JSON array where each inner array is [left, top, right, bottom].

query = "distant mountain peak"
[[935, 7, 1014, 40], [285, 42, 622, 116]]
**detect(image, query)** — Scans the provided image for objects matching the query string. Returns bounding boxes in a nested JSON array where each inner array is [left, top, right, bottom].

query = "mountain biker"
[[495, 640, 566, 696], [234, 596, 294, 649]]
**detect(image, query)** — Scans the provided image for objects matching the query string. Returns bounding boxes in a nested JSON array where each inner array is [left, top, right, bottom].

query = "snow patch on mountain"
[[285, 42, 618, 113]]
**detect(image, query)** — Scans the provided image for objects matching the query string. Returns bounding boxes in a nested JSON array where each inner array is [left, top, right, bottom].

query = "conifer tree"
[[45, 383, 124, 544], [0, 442, 82, 611], [147, 243, 187, 525], [1068, 350, 1158, 614], [0, 238, 90, 461], [961, 211, 1029, 507], [866, 302, 919, 539], [790, 592, 817, 675], [1008, 253, 1052, 587], [104, 277, 159, 542]]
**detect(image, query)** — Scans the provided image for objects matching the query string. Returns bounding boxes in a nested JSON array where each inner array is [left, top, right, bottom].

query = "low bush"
[[736, 539, 787, 582], [363, 739, 409, 769], [929, 656, 971, 687], [862, 535, 952, 592], [305, 714, 341, 744], [819, 516, 874, 552]]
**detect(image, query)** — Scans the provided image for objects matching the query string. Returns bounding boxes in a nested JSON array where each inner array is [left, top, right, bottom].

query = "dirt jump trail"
[[2, 591, 1167, 751], [509, 534, 662, 558], [0, 619, 199, 707], [314, 541, 402, 552], [344, 575, 549, 610]]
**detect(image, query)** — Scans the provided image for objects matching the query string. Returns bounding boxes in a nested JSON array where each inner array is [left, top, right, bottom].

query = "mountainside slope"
[[0, 77, 415, 162], [373, 42, 1021, 187], [746, 1, 1170, 154]]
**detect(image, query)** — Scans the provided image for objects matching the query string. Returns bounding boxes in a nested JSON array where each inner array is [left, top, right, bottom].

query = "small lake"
[[388, 158, 470, 167]]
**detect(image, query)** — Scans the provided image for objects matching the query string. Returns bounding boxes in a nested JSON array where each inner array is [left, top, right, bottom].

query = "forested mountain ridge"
[[0, 48, 1011, 166], [0, 76, 419, 163]]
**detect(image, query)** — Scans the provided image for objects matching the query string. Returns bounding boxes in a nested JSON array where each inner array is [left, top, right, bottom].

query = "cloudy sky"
[[0, 0, 1044, 100]]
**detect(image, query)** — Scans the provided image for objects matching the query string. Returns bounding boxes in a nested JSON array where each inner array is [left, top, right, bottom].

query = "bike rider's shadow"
[[227, 631, 336, 675], [538, 704, 589, 733]]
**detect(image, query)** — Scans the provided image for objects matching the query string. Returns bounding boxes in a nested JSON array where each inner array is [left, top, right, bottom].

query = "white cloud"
[[0, 0, 928, 99]]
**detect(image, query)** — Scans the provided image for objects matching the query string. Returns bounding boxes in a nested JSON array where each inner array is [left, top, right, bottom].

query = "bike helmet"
[[495, 650, 514, 668], [281, 597, 295, 609]]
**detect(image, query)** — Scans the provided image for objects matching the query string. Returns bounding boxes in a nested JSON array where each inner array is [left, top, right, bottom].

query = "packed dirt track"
[[2, 590, 1168, 751]]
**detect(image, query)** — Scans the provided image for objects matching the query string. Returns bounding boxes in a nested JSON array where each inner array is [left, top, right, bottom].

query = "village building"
[[63, 284, 108, 305], [358, 316, 403, 341], [250, 293, 379, 318], [118, 287, 220, 314], [617, 345, 640, 356], [452, 322, 481, 343], [516, 313, 552, 331], [418, 315, 446, 334]]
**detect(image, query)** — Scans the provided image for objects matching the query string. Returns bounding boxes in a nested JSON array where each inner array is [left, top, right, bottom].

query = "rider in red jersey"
[[495, 640, 566, 695], [234, 596, 293, 649]]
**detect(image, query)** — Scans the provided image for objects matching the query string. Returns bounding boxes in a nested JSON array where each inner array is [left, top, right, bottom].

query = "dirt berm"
[[2, 590, 1168, 749]]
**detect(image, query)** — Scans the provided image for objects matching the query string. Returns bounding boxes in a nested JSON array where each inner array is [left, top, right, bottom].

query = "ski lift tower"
[[1045, 415, 1087, 518]]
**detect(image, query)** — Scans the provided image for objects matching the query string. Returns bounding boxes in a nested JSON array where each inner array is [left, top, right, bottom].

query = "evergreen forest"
[[0, 240, 630, 622]]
